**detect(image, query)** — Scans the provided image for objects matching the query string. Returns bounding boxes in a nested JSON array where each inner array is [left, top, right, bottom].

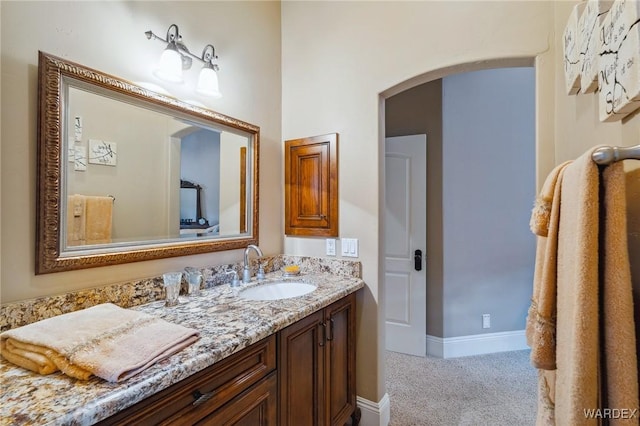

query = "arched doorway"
[[380, 58, 536, 357]]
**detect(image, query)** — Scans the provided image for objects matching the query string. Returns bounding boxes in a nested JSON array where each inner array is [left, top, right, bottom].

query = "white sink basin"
[[238, 281, 317, 301]]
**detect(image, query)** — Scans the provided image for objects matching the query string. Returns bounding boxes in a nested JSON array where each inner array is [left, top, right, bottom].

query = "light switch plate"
[[341, 238, 358, 257], [326, 239, 336, 256]]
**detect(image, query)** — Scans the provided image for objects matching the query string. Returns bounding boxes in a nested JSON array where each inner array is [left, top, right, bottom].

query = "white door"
[[384, 135, 427, 356]]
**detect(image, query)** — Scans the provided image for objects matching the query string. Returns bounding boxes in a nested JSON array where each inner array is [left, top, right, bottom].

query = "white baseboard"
[[426, 329, 527, 358], [357, 393, 390, 426]]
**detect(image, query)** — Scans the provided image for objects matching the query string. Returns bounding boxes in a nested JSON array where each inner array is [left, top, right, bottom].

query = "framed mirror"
[[36, 52, 259, 274]]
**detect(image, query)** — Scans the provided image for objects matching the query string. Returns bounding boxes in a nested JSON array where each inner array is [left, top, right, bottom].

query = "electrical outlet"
[[326, 239, 336, 256], [482, 314, 491, 329]]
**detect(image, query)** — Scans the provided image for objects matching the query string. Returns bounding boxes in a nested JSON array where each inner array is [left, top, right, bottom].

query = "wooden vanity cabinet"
[[96, 292, 358, 426], [278, 293, 357, 426], [96, 335, 277, 425]]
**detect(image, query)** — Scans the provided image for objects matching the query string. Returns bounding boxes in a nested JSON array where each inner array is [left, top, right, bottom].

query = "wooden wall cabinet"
[[278, 293, 358, 426], [285, 133, 338, 237]]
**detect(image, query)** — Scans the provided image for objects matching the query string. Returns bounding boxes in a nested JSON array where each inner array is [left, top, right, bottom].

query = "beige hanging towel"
[[531, 148, 639, 426], [600, 164, 639, 426], [554, 149, 600, 425], [0, 303, 199, 382], [526, 160, 571, 371]]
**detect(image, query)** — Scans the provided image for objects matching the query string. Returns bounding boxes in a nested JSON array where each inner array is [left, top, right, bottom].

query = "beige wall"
[[282, 0, 555, 403], [282, 0, 634, 406], [1, 1, 282, 301]]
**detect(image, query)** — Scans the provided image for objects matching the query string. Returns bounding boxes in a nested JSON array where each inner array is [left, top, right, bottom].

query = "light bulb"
[[196, 66, 221, 98], [153, 46, 183, 83]]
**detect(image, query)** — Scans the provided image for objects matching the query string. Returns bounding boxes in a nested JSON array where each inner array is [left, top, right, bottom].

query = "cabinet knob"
[[192, 390, 215, 406]]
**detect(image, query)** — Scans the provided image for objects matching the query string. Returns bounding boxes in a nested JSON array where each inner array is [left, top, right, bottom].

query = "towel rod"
[[592, 144, 640, 165]]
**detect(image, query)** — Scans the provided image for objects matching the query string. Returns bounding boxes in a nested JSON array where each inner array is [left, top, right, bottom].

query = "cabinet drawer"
[[196, 372, 278, 425], [97, 334, 276, 425]]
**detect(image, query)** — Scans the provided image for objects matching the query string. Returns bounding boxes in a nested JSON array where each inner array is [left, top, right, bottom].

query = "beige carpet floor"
[[385, 349, 537, 426]]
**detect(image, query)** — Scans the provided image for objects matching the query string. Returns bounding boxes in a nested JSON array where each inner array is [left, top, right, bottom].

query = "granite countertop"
[[0, 271, 364, 425]]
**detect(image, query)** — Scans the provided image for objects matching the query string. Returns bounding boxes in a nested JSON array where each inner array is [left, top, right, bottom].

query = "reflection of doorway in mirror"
[[179, 128, 221, 234]]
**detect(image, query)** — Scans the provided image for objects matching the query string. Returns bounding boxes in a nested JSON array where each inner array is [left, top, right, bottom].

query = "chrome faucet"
[[242, 244, 263, 283]]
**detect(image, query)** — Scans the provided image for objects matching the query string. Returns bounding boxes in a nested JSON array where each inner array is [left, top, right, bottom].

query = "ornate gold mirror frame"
[[36, 51, 259, 274]]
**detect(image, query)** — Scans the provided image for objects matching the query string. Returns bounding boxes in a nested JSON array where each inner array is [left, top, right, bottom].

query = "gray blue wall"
[[442, 67, 536, 337]]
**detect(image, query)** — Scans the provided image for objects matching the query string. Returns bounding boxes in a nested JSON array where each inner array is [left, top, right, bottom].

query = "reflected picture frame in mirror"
[[36, 51, 259, 274]]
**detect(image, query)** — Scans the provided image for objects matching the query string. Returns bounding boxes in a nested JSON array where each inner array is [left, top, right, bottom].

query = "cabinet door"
[[278, 294, 358, 426], [195, 373, 277, 426], [325, 293, 357, 426], [278, 309, 325, 425], [285, 133, 338, 237]]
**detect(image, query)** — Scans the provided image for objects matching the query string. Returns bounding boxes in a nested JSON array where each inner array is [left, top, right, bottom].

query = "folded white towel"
[[0, 303, 199, 382]]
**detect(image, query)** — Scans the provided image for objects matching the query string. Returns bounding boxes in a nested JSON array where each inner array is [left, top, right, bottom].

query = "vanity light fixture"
[[195, 45, 221, 98], [145, 24, 222, 98]]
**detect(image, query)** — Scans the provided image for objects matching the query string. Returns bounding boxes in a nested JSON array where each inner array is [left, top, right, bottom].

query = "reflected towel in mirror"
[[86, 195, 113, 244], [67, 195, 113, 246]]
